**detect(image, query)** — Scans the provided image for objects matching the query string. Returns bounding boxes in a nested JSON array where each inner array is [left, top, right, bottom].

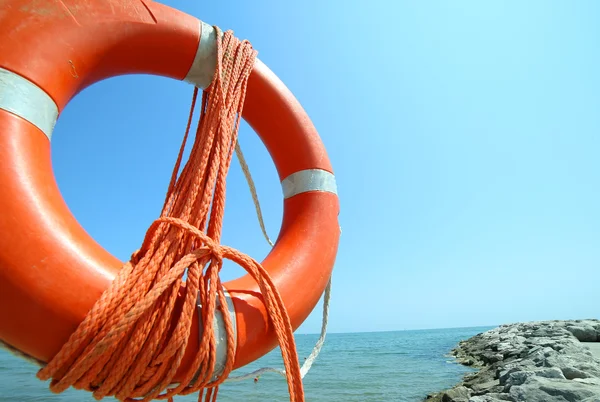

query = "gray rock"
[[464, 368, 496, 388], [503, 368, 565, 390], [545, 353, 600, 378], [509, 376, 600, 402], [481, 352, 504, 364], [498, 367, 521, 386], [562, 366, 593, 380], [442, 386, 471, 402], [497, 362, 543, 385], [573, 378, 600, 386], [567, 326, 598, 342], [469, 394, 515, 402], [530, 328, 564, 338], [471, 379, 501, 394]]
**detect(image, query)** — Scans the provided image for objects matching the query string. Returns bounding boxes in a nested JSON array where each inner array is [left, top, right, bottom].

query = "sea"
[[0, 326, 493, 402]]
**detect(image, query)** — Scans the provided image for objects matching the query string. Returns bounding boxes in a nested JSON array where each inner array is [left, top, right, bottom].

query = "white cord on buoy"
[[227, 142, 333, 382]]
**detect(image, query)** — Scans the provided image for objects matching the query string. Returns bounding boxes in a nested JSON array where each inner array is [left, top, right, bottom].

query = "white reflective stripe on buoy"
[[184, 21, 220, 89], [0, 67, 58, 140], [282, 169, 338, 199], [194, 289, 237, 383]]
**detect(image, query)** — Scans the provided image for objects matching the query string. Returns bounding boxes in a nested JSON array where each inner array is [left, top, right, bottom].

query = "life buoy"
[[0, 0, 339, 382]]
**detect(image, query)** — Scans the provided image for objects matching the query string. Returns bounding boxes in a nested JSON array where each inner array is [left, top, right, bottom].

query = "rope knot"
[[208, 246, 224, 263], [153, 216, 225, 262]]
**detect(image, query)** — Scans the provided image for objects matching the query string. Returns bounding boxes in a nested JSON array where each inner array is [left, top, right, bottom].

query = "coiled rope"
[[36, 28, 305, 402]]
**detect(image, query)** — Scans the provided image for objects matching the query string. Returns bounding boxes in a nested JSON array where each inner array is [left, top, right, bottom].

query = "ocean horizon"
[[299, 324, 500, 336], [0, 325, 494, 402]]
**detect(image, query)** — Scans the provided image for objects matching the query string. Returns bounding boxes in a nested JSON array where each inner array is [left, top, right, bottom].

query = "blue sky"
[[52, 0, 599, 334]]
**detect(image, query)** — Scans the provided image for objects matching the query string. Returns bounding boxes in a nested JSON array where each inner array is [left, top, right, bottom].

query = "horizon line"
[[295, 323, 498, 336], [294, 316, 599, 336]]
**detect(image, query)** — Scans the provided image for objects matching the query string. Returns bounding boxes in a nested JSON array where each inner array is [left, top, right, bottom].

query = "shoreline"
[[424, 319, 600, 402]]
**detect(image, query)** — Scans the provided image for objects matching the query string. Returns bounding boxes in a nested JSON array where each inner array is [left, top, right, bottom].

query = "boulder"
[[442, 386, 471, 402], [469, 394, 514, 402], [562, 366, 594, 380], [471, 379, 501, 394], [509, 376, 600, 402], [566, 326, 598, 342]]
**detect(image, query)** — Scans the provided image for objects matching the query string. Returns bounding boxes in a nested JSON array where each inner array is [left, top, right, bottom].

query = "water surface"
[[0, 326, 492, 401]]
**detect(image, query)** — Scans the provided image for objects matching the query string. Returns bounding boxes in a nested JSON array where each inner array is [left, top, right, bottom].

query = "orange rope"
[[36, 28, 305, 402]]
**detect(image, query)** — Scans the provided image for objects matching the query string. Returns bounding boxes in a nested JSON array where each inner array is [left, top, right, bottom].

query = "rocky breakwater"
[[425, 319, 600, 402]]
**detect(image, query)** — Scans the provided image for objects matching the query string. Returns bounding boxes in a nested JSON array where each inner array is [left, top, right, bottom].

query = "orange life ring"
[[0, 0, 339, 381]]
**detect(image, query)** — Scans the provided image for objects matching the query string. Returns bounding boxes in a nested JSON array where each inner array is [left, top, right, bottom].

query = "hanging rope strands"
[[0, 1, 340, 401], [36, 30, 306, 402]]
